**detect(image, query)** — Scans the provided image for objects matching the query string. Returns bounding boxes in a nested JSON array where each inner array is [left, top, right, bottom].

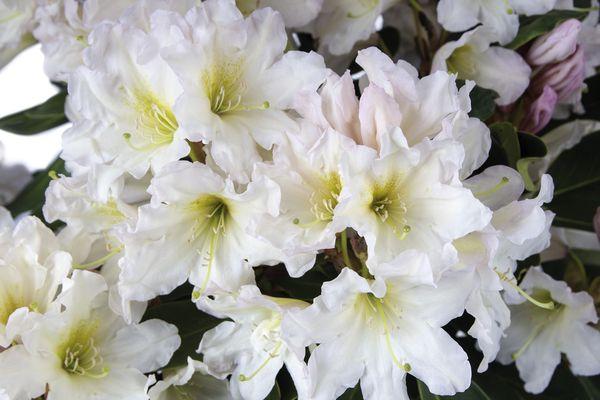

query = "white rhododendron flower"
[[284, 252, 472, 400], [119, 161, 311, 302], [148, 357, 230, 400], [0, 212, 71, 348], [499, 267, 600, 393], [235, 0, 323, 28], [163, 0, 326, 182], [33, 0, 138, 81], [310, 0, 399, 56], [0, 0, 36, 68], [253, 129, 360, 267], [199, 285, 310, 400], [437, 0, 558, 45], [337, 138, 491, 273], [3, 0, 598, 398], [454, 167, 554, 371], [62, 12, 190, 186], [432, 27, 532, 106], [297, 47, 491, 179], [0, 270, 181, 399]]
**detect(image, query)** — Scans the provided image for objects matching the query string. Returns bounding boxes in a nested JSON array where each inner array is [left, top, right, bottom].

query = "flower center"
[[60, 321, 109, 379], [202, 59, 246, 115], [446, 45, 477, 77], [123, 91, 178, 151], [0, 290, 23, 325], [370, 177, 411, 239]]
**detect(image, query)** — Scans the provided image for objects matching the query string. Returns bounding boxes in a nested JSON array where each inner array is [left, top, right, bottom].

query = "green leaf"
[[548, 131, 600, 231], [490, 122, 520, 168], [507, 9, 589, 49], [0, 91, 68, 135], [516, 132, 548, 192], [418, 381, 441, 400], [265, 382, 282, 400], [338, 385, 363, 400], [142, 300, 221, 368], [378, 26, 400, 57], [469, 86, 498, 121], [7, 157, 65, 220]]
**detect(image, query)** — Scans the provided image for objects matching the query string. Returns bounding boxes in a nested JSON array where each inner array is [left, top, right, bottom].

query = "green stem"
[[340, 229, 352, 268]]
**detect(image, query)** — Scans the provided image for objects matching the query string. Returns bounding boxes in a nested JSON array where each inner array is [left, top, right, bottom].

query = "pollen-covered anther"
[[63, 337, 109, 378]]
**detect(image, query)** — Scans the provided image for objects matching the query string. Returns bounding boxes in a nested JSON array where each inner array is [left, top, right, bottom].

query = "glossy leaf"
[[469, 86, 498, 122], [490, 122, 520, 168], [548, 131, 600, 231], [142, 299, 221, 368], [7, 157, 65, 220], [0, 91, 68, 135]]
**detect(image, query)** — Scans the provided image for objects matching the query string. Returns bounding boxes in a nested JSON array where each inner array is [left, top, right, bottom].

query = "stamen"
[[63, 337, 109, 379], [48, 170, 59, 180], [73, 245, 124, 270], [193, 234, 218, 299], [496, 270, 556, 310], [371, 296, 410, 372], [474, 176, 510, 197], [239, 342, 283, 381]]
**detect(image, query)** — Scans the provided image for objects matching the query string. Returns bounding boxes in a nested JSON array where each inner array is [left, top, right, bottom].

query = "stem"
[[340, 229, 352, 268]]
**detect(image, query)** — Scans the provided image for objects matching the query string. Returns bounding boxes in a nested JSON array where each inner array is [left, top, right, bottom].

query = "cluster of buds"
[[520, 19, 585, 133]]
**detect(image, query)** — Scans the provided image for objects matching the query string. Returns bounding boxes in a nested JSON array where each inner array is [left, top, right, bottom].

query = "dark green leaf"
[[548, 131, 600, 231], [469, 86, 498, 121], [418, 380, 441, 400], [378, 27, 400, 57], [338, 385, 362, 400], [0, 91, 68, 135], [265, 382, 282, 400], [7, 157, 65, 220], [143, 300, 222, 368], [507, 10, 589, 49], [490, 122, 520, 168], [516, 132, 548, 191]]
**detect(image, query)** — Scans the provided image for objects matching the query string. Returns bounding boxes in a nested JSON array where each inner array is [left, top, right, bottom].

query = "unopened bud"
[[530, 45, 585, 101], [520, 85, 558, 134], [527, 19, 582, 66]]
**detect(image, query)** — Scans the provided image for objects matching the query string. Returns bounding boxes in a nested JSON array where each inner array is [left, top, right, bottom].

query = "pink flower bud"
[[520, 85, 558, 134], [530, 45, 585, 101], [527, 19, 582, 66]]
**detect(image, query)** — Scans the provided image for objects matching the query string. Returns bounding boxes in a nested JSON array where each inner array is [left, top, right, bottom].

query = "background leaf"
[[7, 157, 65, 221], [0, 91, 68, 135], [143, 300, 221, 368], [547, 131, 600, 231], [469, 86, 498, 122]]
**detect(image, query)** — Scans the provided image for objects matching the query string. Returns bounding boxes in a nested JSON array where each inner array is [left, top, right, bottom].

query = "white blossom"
[[0, 213, 71, 348], [162, 0, 326, 183], [199, 285, 310, 400], [498, 267, 600, 394], [432, 27, 531, 106], [284, 252, 472, 400], [0, 270, 181, 399]]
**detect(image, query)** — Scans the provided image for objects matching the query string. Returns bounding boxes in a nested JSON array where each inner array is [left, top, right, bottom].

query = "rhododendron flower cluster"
[[1, 0, 599, 399]]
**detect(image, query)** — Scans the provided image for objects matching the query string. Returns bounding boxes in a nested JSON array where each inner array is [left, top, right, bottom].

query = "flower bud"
[[530, 45, 585, 101], [527, 19, 582, 66], [520, 85, 558, 134]]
